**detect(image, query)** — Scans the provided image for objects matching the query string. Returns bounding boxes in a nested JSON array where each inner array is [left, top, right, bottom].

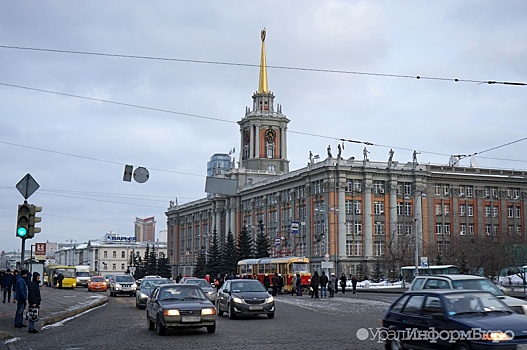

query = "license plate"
[[181, 316, 201, 323], [249, 305, 263, 311]]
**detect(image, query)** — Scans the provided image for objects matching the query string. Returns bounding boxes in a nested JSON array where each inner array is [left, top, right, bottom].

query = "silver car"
[[136, 278, 172, 309], [182, 278, 217, 303]]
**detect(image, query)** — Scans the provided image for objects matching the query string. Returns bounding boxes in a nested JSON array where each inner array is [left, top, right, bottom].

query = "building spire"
[[258, 27, 268, 93]]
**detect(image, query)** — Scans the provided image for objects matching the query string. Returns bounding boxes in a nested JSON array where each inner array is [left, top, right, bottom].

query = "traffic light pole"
[[21, 237, 26, 266]]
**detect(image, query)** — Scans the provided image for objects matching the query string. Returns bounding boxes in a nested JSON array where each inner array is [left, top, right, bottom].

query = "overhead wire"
[[0, 45, 526, 86]]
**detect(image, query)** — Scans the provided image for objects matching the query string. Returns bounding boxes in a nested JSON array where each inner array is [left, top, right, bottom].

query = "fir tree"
[[194, 247, 207, 278], [236, 225, 254, 261], [156, 252, 172, 278], [255, 219, 270, 258], [221, 229, 237, 274], [206, 229, 222, 278], [146, 244, 158, 275]]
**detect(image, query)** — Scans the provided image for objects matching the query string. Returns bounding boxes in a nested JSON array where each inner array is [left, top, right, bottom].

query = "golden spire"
[[258, 27, 268, 93]]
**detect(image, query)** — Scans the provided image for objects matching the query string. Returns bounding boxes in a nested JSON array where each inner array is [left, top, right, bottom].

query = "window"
[[493, 225, 499, 236], [485, 224, 491, 236], [443, 185, 450, 196], [121, 263, 125, 270], [466, 186, 473, 198], [485, 205, 491, 217], [435, 204, 442, 216], [121, 251, 125, 258], [443, 204, 450, 216], [508, 206, 514, 218], [112, 264, 116, 271], [351, 241, 362, 256], [374, 201, 384, 215], [374, 241, 384, 256], [444, 223, 450, 235], [460, 204, 466, 216], [397, 223, 403, 235], [492, 206, 499, 218], [491, 187, 498, 198], [516, 207, 521, 218], [459, 186, 465, 197], [373, 181, 385, 194], [460, 224, 466, 235], [402, 295, 425, 315], [514, 188, 520, 199], [405, 224, 413, 235], [468, 223, 475, 235], [516, 226, 522, 236], [397, 203, 403, 216], [354, 201, 362, 214], [435, 185, 441, 196], [404, 203, 412, 216], [113, 251, 117, 258], [467, 205, 474, 217], [266, 141, 275, 158], [484, 187, 490, 198], [354, 222, 362, 235], [103, 251, 108, 258], [345, 200, 353, 214], [404, 183, 412, 195], [374, 222, 385, 235], [346, 181, 353, 192], [353, 181, 362, 193], [346, 221, 353, 235], [423, 279, 450, 289], [508, 225, 514, 235], [435, 223, 442, 235]]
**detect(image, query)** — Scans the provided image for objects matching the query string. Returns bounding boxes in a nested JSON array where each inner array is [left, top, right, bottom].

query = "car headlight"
[[265, 296, 274, 304], [139, 292, 148, 299], [115, 283, 122, 288], [482, 331, 514, 342], [132, 285, 137, 290], [201, 308, 217, 316], [521, 305, 527, 315], [164, 309, 180, 316], [232, 297, 244, 304]]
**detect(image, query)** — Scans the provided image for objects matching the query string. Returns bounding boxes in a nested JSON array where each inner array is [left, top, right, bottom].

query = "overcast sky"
[[1, 1, 526, 253]]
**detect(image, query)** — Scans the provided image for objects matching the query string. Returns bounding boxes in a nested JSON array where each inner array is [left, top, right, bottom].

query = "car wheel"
[[385, 337, 406, 350], [206, 322, 216, 334], [267, 312, 275, 319], [228, 303, 236, 320], [216, 302, 224, 316], [455, 343, 471, 350], [156, 316, 166, 336], [147, 313, 155, 330]]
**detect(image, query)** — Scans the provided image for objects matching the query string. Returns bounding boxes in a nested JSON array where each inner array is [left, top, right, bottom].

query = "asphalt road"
[[7, 290, 400, 350]]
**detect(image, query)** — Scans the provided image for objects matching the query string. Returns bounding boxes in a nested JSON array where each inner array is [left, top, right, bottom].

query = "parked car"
[[383, 289, 527, 349], [409, 274, 527, 315], [109, 274, 137, 297], [178, 276, 198, 284], [216, 279, 274, 319], [146, 284, 217, 336], [136, 278, 172, 309], [181, 278, 217, 302], [87, 276, 107, 292]]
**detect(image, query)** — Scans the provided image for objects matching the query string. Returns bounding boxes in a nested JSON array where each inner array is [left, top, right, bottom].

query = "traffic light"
[[28, 204, 42, 239], [16, 203, 30, 238]]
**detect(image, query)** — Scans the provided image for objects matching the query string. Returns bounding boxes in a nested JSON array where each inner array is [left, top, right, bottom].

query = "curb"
[[0, 297, 109, 341]]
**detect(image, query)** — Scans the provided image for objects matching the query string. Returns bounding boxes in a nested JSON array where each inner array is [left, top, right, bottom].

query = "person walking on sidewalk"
[[14, 269, 29, 328], [2, 268, 15, 303], [27, 272, 42, 333]]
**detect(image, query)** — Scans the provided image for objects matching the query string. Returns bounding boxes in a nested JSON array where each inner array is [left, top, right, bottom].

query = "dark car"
[[382, 289, 527, 350], [216, 279, 275, 319], [136, 278, 172, 309], [146, 284, 217, 336], [182, 278, 217, 303]]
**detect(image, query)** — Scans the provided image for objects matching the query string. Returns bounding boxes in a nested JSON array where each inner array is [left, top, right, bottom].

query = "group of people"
[[309, 272, 358, 299], [1, 268, 42, 333]]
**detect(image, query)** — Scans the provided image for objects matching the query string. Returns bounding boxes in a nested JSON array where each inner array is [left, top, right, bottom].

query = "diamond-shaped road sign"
[[16, 173, 40, 200]]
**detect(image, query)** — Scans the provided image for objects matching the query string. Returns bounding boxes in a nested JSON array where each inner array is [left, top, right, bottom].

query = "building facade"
[[135, 216, 156, 242], [165, 29, 527, 279]]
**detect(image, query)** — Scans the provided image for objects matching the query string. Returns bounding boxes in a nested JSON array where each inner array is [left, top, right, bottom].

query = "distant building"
[[207, 153, 233, 177], [135, 217, 156, 242]]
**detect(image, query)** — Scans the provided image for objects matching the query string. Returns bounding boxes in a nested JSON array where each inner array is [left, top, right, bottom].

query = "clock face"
[[265, 128, 276, 142]]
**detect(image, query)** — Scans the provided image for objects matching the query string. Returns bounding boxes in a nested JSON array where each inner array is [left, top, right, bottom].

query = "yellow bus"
[[44, 265, 77, 289]]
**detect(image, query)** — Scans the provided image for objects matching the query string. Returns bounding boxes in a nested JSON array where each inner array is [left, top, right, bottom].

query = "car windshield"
[[116, 275, 135, 283], [445, 292, 511, 316], [91, 277, 104, 282], [56, 269, 76, 278], [291, 263, 310, 273], [452, 279, 504, 296], [77, 272, 90, 277], [231, 281, 267, 293], [141, 279, 171, 289], [159, 287, 207, 301], [186, 279, 211, 288]]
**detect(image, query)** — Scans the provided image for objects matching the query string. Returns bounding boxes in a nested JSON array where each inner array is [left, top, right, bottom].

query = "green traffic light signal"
[[17, 203, 30, 238]]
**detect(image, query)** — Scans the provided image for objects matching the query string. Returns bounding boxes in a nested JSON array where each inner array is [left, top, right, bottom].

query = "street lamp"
[[404, 191, 427, 279]]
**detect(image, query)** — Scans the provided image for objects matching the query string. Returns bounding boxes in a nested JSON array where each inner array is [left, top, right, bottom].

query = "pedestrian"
[[295, 273, 302, 296], [310, 271, 320, 299], [175, 273, 183, 283], [351, 274, 358, 294], [27, 272, 41, 333], [271, 273, 280, 296], [14, 269, 29, 328], [328, 273, 336, 297], [57, 272, 64, 289], [12, 269, 19, 303], [263, 273, 271, 292], [340, 273, 347, 294], [291, 274, 297, 296], [334, 272, 339, 294], [319, 271, 328, 298], [278, 274, 284, 295], [2, 268, 15, 303], [204, 274, 210, 283]]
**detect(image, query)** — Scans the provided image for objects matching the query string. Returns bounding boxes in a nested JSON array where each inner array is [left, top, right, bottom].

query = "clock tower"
[[238, 28, 290, 173]]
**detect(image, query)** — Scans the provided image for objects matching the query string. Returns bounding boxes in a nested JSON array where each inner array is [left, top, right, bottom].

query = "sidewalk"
[[0, 285, 108, 341]]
